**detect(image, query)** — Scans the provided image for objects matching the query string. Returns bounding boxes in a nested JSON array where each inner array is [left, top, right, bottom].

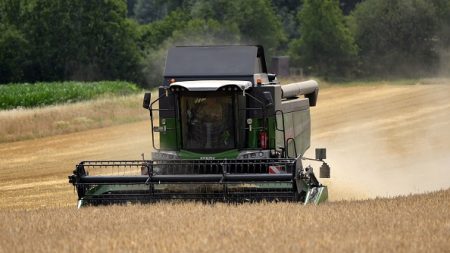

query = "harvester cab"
[[69, 45, 330, 207]]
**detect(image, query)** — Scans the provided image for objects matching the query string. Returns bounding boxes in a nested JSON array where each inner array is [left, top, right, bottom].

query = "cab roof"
[[164, 45, 267, 79]]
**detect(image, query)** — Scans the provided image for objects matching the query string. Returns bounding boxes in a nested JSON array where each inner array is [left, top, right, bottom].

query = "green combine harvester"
[[69, 45, 330, 208]]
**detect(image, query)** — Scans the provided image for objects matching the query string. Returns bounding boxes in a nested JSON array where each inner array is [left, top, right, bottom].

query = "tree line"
[[0, 0, 449, 86]]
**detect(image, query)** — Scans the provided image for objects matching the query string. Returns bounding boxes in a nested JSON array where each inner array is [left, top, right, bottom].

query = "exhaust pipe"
[[281, 80, 319, 106]]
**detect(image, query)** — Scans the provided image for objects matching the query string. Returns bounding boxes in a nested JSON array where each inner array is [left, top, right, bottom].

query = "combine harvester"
[[69, 45, 330, 207]]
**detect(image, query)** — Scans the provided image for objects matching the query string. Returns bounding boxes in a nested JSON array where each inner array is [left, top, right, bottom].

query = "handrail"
[[275, 110, 287, 157], [148, 89, 177, 151]]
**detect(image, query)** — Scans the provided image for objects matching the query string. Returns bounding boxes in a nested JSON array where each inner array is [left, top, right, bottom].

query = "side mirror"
[[315, 148, 326, 161], [263, 91, 273, 107], [143, 92, 151, 109]]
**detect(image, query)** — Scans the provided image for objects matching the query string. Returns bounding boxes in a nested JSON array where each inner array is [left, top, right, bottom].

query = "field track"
[[0, 83, 449, 252]]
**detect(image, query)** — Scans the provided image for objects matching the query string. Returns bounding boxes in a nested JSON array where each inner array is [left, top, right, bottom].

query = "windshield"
[[180, 93, 235, 152]]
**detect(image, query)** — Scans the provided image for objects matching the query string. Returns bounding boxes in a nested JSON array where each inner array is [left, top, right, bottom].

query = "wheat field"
[[0, 82, 450, 252], [0, 190, 449, 253]]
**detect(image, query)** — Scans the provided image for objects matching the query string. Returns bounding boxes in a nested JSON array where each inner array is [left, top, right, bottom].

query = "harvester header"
[[69, 45, 330, 207]]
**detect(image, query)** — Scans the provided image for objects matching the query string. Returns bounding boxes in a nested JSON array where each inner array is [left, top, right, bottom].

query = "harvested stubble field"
[[0, 81, 449, 252]]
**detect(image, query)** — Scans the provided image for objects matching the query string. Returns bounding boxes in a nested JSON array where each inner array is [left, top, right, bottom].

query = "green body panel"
[[247, 118, 260, 149], [267, 117, 276, 149], [178, 149, 239, 159], [246, 117, 276, 149], [159, 118, 179, 150]]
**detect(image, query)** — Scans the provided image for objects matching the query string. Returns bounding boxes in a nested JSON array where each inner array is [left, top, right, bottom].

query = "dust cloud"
[[305, 83, 450, 200]]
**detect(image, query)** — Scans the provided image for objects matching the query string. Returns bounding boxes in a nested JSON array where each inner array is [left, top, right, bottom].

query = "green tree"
[[170, 19, 240, 44], [431, 0, 450, 75], [271, 0, 303, 42], [351, 0, 438, 77], [0, 0, 30, 84], [234, 0, 285, 55], [21, 0, 142, 83], [0, 0, 143, 84], [134, 0, 169, 24], [0, 0, 26, 26], [432, 0, 450, 45], [137, 10, 190, 51], [126, 0, 137, 17], [0, 25, 29, 83], [339, 0, 362, 15], [289, 0, 357, 77], [188, 0, 285, 55], [133, 0, 184, 24]]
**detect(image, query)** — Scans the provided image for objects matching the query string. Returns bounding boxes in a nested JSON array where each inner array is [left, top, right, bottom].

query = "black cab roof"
[[164, 45, 267, 78]]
